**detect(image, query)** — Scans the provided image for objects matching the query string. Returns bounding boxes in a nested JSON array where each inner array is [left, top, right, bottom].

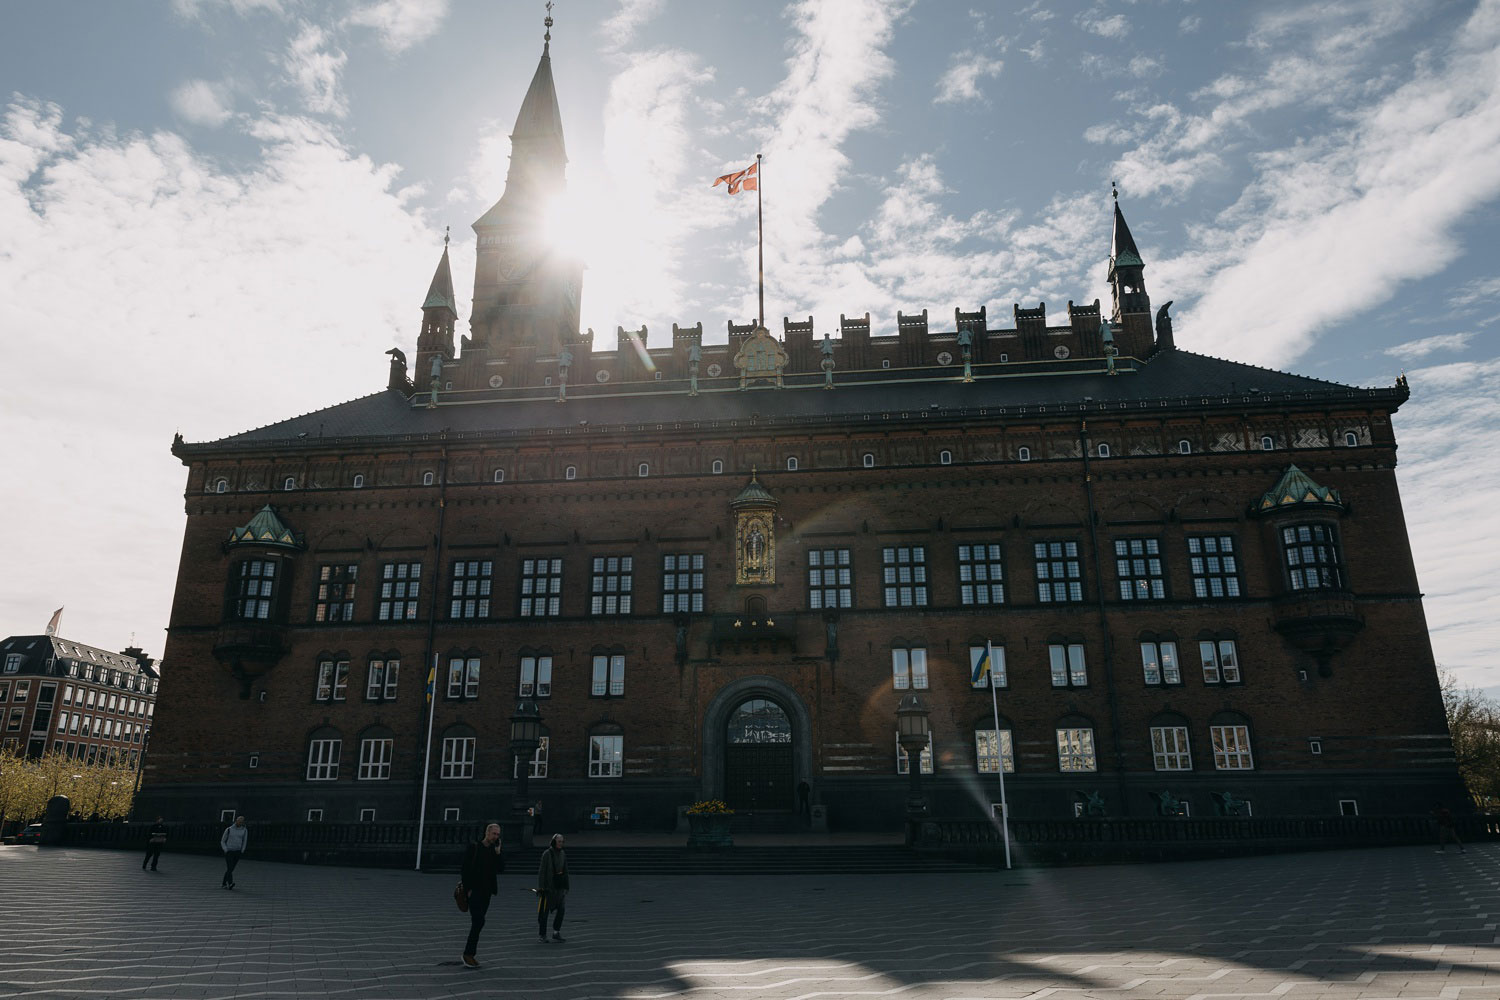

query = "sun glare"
[[539, 191, 592, 262]]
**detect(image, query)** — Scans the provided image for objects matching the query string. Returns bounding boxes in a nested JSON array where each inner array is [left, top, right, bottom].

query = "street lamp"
[[509, 701, 542, 844], [895, 694, 931, 843]]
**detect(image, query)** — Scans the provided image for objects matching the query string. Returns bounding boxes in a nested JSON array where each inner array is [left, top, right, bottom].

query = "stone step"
[[433, 844, 1002, 876]]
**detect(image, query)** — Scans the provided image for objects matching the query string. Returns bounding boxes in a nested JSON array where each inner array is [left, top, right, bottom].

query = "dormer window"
[[1260, 435, 1275, 451], [493, 469, 505, 483], [1097, 443, 1111, 458], [352, 474, 365, 489], [939, 450, 953, 465], [786, 457, 799, 471], [862, 453, 875, 468], [1178, 440, 1191, 455], [565, 466, 577, 481], [214, 478, 228, 494], [1018, 447, 1031, 462], [283, 477, 296, 491], [422, 471, 435, 486], [1343, 431, 1358, 447], [638, 463, 650, 478], [711, 460, 724, 475]]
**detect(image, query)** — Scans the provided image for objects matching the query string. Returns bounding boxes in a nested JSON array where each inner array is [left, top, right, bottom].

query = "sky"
[[0, 0, 1496, 694]]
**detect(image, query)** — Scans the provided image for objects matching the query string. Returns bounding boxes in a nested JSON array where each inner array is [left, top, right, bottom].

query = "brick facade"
[[138, 39, 1462, 832]]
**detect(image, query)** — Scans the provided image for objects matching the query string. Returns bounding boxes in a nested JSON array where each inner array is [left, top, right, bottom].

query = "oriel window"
[[232, 559, 276, 620]]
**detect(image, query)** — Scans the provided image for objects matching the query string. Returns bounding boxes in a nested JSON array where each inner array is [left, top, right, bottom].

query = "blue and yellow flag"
[[425, 664, 437, 704], [971, 646, 991, 684]]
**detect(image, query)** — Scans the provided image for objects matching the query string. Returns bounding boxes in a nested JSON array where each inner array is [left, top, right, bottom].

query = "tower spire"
[[414, 229, 457, 394], [1105, 185, 1152, 354]]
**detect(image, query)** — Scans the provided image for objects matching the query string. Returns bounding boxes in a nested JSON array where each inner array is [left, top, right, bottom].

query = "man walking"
[[142, 816, 167, 871], [537, 833, 568, 943], [1434, 804, 1466, 853], [220, 815, 248, 889], [459, 822, 504, 968]]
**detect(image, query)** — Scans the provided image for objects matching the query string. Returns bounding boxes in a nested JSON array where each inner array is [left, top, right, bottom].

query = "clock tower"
[[467, 29, 582, 364]]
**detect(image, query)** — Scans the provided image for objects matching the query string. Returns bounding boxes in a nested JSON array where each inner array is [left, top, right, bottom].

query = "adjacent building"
[[0, 633, 158, 765], [140, 31, 1463, 831]]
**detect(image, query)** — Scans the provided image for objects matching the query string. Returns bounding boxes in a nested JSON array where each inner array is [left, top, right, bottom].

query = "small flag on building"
[[45, 607, 63, 637], [971, 645, 991, 684], [426, 664, 437, 704], [712, 161, 758, 195]]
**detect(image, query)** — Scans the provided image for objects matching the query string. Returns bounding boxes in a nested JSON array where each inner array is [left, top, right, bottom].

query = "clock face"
[[488, 374, 504, 388], [707, 363, 722, 377], [496, 250, 531, 282], [1054, 345, 1071, 359], [595, 369, 611, 383], [937, 351, 953, 366]]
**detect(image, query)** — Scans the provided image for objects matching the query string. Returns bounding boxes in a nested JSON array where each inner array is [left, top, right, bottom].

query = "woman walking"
[[459, 822, 505, 968]]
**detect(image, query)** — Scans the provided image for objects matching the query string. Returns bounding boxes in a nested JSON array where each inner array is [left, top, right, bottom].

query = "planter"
[[686, 812, 734, 848]]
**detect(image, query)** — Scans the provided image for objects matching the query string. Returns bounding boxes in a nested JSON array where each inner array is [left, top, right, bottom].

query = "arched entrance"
[[724, 698, 793, 810]]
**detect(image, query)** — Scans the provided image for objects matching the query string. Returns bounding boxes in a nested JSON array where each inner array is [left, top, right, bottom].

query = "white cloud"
[[0, 96, 438, 650], [1179, 15, 1202, 34], [1172, 0, 1500, 366], [283, 23, 349, 118], [1080, 12, 1130, 38], [346, 0, 449, 54], [1395, 357, 1500, 688], [168, 79, 233, 127], [934, 52, 1005, 105], [1384, 332, 1476, 359], [1022, 39, 1046, 63], [600, 0, 665, 49], [171, 0, 283, 19]]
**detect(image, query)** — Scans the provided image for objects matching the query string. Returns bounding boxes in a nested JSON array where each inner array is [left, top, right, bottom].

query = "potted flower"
[[685, 799, 735, 847]]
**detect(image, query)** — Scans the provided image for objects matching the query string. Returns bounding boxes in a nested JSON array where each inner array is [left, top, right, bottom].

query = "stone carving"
[[820, 333, 836, 390], [733, 326, 789, 389]]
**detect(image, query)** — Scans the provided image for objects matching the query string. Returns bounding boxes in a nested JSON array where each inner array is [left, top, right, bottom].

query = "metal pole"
[[756, 152, 764, 328], [415, 651, 438, 870], [987, 640, 1012, 869]]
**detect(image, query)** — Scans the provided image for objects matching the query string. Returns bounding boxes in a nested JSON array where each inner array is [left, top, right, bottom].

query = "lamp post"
[[895, 694, 931, 845], [509, 701, 542, 846]]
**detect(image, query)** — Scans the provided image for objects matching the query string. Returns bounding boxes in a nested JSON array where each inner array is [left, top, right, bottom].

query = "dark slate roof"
[[0, 635, 157, 678], [181, 349, 1404, 454], [1111, 200, 1144, 270], [421, 246, 456, 312]]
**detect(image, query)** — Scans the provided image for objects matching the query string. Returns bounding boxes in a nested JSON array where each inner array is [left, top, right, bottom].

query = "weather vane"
[[1111, 180, 1118, 201], [443, 224, 450, 248], [544, 1, 554, 44]]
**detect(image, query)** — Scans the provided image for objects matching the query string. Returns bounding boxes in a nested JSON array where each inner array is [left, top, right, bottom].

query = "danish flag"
[[712, 161, 758, 195]]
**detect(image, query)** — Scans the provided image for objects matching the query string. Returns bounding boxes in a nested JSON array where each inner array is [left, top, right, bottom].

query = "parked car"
[[16, 824, 43, 845]]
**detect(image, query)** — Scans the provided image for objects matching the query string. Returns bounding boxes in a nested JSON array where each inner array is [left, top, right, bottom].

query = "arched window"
[[1097, 443, 1111, 458], [711, 459, 724, 475], [862, 453, 875, 468], [589, 722, 624, 778], [1055, 714, 1097, 773], [973, 712, 1014, 773], [283, 477, 296, 491], [356, 725, 394, 780], [565, 466, 577, 481], [1178, 439, 1191, 455], [1343, 431, 1358, 447], [1260, 435, 1275, 451], [214, 478, 228, 494], [1209, 711, 1254, 770], [638, 462, 650, 478], [786, 456, 799, 471], [439, 724, 477, 779], [493, 469, 505, 483], [1018, 447, 1031, 462], [305, 726, 341, 780], [1148, 712, 1193, 774], [939, 450, 953, 465], [352, 474, 365, 489], [422, 471, 435, 486]]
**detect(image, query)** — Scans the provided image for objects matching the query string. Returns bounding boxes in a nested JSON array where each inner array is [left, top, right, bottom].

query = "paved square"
[[0, 843, 1496, 999]]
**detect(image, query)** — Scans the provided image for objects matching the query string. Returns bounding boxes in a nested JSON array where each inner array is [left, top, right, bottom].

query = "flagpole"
[[988, 639, 1012, 869], [415, 651, 439, 871], [756, 152, 764, 329]]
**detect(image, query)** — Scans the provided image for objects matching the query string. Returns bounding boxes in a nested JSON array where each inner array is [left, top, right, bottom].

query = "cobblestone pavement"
[[1, 843, 1496, 999]]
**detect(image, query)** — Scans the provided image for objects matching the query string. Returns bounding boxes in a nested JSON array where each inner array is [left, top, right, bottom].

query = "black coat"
[[461, 839, 505, 897]]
